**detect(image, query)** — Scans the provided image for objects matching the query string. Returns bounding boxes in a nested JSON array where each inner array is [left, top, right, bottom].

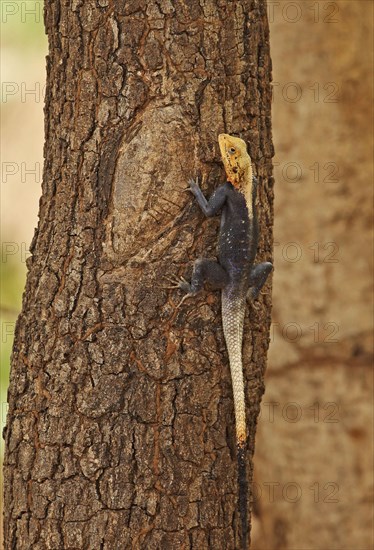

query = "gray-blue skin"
[[177, 174, 272, 550], [181, 176, 272, 299]]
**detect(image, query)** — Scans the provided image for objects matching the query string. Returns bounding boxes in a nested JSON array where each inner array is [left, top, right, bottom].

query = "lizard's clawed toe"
[[162, 275, 191, 293], [188, 177, 200, 190], [176, 292, 194, 309]]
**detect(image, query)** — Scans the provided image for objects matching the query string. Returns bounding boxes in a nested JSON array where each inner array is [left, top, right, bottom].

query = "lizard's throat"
[[230, 165, 253, 215]]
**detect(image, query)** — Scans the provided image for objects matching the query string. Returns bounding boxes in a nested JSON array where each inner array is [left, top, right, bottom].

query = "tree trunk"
[[3, 1, 273, 548]]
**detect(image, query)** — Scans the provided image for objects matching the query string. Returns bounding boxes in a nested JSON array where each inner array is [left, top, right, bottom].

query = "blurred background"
[[0, 1, 47, 545], [0, 1, 372, 549], [251, 3, 373, 549]]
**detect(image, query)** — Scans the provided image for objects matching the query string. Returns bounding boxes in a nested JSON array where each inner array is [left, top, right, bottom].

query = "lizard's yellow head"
[[218, 133, 251, 188]]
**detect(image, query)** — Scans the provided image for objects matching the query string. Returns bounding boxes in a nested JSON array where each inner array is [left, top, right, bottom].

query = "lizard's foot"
[[251, 300, 261, 311], [162, 275, 197, 308], [250, 288, 270, 302], [188, 176, 200, 189], [162, 275, 192, 294], [251, 290, 270, 310], [188, 175, 205, 196], [181, 177, 198, 193], [176, 291, 195, 309]]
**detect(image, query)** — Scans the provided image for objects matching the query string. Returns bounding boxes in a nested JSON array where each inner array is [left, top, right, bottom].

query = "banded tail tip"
[[236, 423, 246, 448]]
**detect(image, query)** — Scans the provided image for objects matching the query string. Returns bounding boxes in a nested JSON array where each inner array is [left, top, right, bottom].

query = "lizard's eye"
[[228, 147, 236, 154]]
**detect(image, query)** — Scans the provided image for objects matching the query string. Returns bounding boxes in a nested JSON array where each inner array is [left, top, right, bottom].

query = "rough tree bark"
[[3, 1, 273, 548]]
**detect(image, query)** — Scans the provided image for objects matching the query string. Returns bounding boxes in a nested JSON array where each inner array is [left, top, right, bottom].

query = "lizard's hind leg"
[[188, 258, 229, 294], [167, 259, 229, 308], [248, 261, 273, 300]]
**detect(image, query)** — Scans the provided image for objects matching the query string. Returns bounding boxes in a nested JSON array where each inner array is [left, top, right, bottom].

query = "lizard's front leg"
[[168, 178, 229, 305], [188, 177, 228, 217]]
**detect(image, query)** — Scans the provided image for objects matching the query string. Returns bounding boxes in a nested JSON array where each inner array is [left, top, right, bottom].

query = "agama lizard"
[[171, 134, 272, 549]]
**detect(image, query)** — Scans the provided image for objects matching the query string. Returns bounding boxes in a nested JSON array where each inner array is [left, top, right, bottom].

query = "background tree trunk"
[[252, 2, 373, 549], [3, 1, 273, 548]]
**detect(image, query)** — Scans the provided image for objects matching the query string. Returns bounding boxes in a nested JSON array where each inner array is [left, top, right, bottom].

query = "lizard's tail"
[[237, 444, 248, 550], [221, 291, 248, 549]]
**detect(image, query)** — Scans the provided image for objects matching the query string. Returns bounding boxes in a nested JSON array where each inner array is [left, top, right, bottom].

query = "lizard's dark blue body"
[[186, 177, 269, 302], [217, 181, 258, 286]]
